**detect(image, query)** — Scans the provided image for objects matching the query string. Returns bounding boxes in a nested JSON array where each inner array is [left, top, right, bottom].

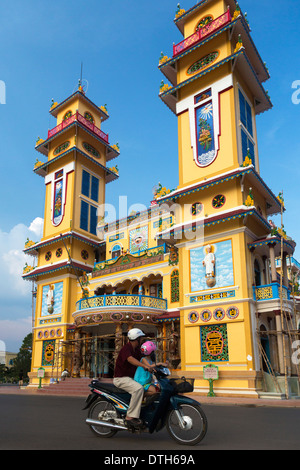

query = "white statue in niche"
[[203, 244, 216, 287], [46, 284, 55, 314]]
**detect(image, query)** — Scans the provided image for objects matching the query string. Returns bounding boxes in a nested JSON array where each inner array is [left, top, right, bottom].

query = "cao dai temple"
[[23, 0, 300, 398]]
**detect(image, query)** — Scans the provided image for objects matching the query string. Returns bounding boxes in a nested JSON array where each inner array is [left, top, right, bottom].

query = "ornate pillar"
[[268, 243, 277, 283], [114, 323, 123, 364], [85, 333, 92, 378], [72, 329, 82, 378], [282, 252, 289, 288]]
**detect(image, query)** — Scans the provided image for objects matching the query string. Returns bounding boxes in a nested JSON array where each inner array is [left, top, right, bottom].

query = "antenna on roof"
[[74, 63, 89, 95]]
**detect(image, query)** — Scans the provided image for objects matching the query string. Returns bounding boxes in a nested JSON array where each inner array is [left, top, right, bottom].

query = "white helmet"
[[128, 328, 145, 341]]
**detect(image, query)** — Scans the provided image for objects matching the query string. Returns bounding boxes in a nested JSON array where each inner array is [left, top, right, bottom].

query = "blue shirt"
[[134, 359, 153, 390]]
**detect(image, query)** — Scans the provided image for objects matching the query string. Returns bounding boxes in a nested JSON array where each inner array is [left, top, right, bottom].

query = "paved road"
[[0, 394, 299, 451]]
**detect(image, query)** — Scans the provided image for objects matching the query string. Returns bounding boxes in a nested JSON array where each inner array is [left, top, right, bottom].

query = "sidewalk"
[[1, 385, 300, 408]]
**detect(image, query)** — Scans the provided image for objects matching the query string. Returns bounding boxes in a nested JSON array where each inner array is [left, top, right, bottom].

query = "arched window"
[[111, 244, 122, 259], [84, 111, 94, 123], [63, 110, 72, 121]]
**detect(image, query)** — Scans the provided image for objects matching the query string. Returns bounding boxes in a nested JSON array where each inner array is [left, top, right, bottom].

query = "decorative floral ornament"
[[23, 263, 34, 274], [82, 288, 89, 299], [234, 34, 243, 53], [175, 3, 185, 19], [100, 104, 108, 114], [78, 79, 85, 94], [232, 3, 241, 20], [169, 246, 179, 266], [159, 52, 170, 65], [34, 159, 44, 169], [159, 80, 172, 94], [277, 191, 284, 207], [245, 187, 254, 207], [24, 238, 36, 249], [35, 137, 44, 147], [153, 182, 173, 199], [241, 149, 252, 167], [269, 219, 287, 239], [50, 99, 58, 110], [111, 143, 120, 152], [109, 165, 119, 175]]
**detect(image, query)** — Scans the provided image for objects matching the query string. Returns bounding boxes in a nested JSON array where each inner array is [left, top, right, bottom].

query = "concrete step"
[[37, 377, 113, 396]]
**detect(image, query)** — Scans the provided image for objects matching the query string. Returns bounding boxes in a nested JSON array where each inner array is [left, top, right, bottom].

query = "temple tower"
[[23, 83, 119, 385], [156, 0, 294, 396]]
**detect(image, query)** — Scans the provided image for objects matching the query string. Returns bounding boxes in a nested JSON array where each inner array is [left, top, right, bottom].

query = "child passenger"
[[134, 341, 168, 395]]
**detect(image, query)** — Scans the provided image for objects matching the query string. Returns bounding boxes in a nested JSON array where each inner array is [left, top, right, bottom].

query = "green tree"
[[13, 333, 32, 381]]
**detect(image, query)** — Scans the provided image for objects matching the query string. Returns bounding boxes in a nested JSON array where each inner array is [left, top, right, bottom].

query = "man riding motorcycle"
[[113, 328, 156, 429]]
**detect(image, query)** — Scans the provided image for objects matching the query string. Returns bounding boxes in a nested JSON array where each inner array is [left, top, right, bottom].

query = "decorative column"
[[72, 329, 82, 378], [282, 252, 289, 288], [114, 323, 123, 364], [268, 243, 277, 283], [85, 333, 92, 378]]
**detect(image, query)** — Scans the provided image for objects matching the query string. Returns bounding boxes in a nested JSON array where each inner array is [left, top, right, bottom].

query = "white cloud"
[[0, 218, 43, 297], [0, 317, 32, 353], [29, 217, 44, 238], [0, 218, 43, 350]]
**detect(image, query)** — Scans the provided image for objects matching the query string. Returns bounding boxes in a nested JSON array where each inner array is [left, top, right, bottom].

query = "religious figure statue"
[[203, 245, 215, 277], [203, 244, 216, 287], [46, 284, 55, 314]]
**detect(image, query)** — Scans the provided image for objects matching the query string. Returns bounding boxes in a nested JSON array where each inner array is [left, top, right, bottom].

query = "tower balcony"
[[47, 111, 109, 143], [73, 294, 168, 326], [253, 283, 291, 302], [253, 282, 293, 315], [173, 9, 231, 57]]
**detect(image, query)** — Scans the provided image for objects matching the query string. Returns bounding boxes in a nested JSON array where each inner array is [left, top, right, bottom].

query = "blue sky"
[[0, 0, 299, 352]]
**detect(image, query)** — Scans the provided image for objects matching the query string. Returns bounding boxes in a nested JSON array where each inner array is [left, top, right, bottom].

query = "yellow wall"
[[42, 163, 75, 241], [55, 96, 103, 130], [183, 0, 227, 38], [177, 71, 238, 188]]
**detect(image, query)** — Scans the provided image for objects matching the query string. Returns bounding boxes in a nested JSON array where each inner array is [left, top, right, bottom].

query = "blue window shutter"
[[80, 200, 89, 231], [241, 129, 248, 159], [246, 101, 253, 137], [81, 170, 90, 198], [91, 176, 99, 202], [239, 90, 246, 128], [247, 140, 255, 166], [90, 205, 97, 235]]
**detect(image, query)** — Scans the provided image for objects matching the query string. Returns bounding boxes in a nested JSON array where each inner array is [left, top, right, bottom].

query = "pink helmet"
[[141, 341, 156, 355]]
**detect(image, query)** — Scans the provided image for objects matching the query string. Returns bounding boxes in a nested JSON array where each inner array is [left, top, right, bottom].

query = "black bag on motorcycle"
[[169, 377, 194, 393]]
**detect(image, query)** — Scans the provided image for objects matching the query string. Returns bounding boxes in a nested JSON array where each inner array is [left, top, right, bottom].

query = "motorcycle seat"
[[91, 381, 128, 394]]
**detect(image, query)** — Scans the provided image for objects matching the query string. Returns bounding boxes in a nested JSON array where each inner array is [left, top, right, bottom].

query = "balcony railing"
[[76, 294, 168, 312], [253, 283, 291, 302], [173, 9, 231, 57], [47, 111, 109, 143]]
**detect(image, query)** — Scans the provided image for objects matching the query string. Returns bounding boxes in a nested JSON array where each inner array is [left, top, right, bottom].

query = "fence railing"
[[253, 283, 291, 302], [173, 9, 231, 57], [76, 294, 167, 311], [47, 111, 109, 143]]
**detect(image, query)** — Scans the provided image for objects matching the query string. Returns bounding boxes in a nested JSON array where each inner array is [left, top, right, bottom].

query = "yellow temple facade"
[[24, 0, 299, 398]]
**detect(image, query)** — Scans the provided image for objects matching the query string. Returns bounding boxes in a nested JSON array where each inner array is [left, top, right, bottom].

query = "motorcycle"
[[83, 366, 207, 446]]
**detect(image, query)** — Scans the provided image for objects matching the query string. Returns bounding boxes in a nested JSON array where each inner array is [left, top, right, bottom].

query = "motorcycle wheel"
[[88, 399, 119, 438], [166, 404, 207, 446]]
